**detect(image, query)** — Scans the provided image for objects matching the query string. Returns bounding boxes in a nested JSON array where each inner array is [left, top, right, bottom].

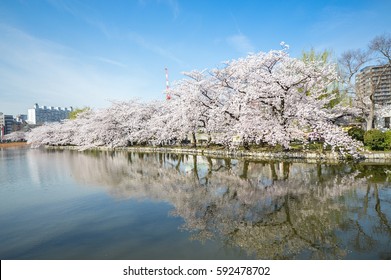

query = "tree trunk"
[[282, 162, 290, 180], [243, 140, 250, 150], [224, 158, 231, 170], [192, 155, 199, 180], [240, 160, 249, 179], [191, 132, 197, 148], [366, 101, 375, 131], [206, 133, 212, 147], [270, 162, 278, 181], [207, 157, 213, 175]]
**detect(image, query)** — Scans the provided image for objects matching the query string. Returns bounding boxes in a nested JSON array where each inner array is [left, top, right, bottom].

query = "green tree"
[[301, 48, 331, 65], [348, 127, 365, 142], [384, 130, 391, 150], [68, 107, 90, 120], [301, 49, 351, 112], [364, 129, 385, 150]]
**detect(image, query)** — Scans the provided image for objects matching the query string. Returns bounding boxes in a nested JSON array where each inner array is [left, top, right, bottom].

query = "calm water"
[[0, 147, 390, 260]]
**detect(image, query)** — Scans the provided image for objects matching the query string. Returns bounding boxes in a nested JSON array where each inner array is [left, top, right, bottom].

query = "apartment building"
[[356, 64, 391, 105], [27, 103, 73, 125], [356, 64, 391, 129]]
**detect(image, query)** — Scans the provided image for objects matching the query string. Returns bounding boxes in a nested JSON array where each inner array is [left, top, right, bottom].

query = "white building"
[[27, 103, 73, 125], [375, 105, 391, 130]]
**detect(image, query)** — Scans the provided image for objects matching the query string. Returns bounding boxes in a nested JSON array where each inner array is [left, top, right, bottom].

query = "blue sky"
[[0, 0, 390, 116]]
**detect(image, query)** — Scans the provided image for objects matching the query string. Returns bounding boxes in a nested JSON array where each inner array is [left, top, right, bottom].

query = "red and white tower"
[[165, 67, 171, 100]]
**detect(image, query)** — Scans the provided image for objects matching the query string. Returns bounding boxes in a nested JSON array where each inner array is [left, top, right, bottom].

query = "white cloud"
[[46, 0, 115, 39], [165, 0, 180, 19], [0, 24, 152, 115], [227, 34, 254, 54], [94, 57, 128, 68], [154, 0, 180, 19], [128, 32, 183, 64]]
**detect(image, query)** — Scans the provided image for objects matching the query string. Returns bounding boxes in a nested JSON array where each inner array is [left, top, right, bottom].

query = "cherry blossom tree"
[[166, 70, 222, 146], [3, 131, 26, 142], [27, 43, 362, 155], [194, 43, 359, 152]]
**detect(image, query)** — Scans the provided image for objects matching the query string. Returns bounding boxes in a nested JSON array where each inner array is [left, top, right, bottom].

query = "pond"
[[0, 147, 390, 259]]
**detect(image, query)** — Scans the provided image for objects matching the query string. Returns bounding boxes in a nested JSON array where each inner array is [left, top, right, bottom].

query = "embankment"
[[0, 142, 28, 148], [43, 145, 391, 163]]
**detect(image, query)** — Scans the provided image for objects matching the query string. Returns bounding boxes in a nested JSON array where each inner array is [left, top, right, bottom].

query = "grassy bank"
[[42, 144, 391, 163], [0, 142, 28, 148]]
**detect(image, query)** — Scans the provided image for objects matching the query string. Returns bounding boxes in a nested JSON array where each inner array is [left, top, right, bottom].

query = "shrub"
[[348, 127, 365, 142], [384, 130, 391, 151], [364, 129, 385, 150]]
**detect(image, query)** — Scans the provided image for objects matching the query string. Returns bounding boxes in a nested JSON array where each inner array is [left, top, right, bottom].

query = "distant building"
[[15, 114, 27, 123], [356, 64, 391, 106], [0, 112, 13, 138], [27, 103, 73, 125], [356, 64, 391, 129], [11, 114, 27, 132]]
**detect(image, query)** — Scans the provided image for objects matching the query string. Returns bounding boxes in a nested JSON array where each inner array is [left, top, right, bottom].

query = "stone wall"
[[44, 145, 391, 162]]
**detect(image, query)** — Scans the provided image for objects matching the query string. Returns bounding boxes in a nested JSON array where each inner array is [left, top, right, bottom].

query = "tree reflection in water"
[[55, 150, 391, 259]]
